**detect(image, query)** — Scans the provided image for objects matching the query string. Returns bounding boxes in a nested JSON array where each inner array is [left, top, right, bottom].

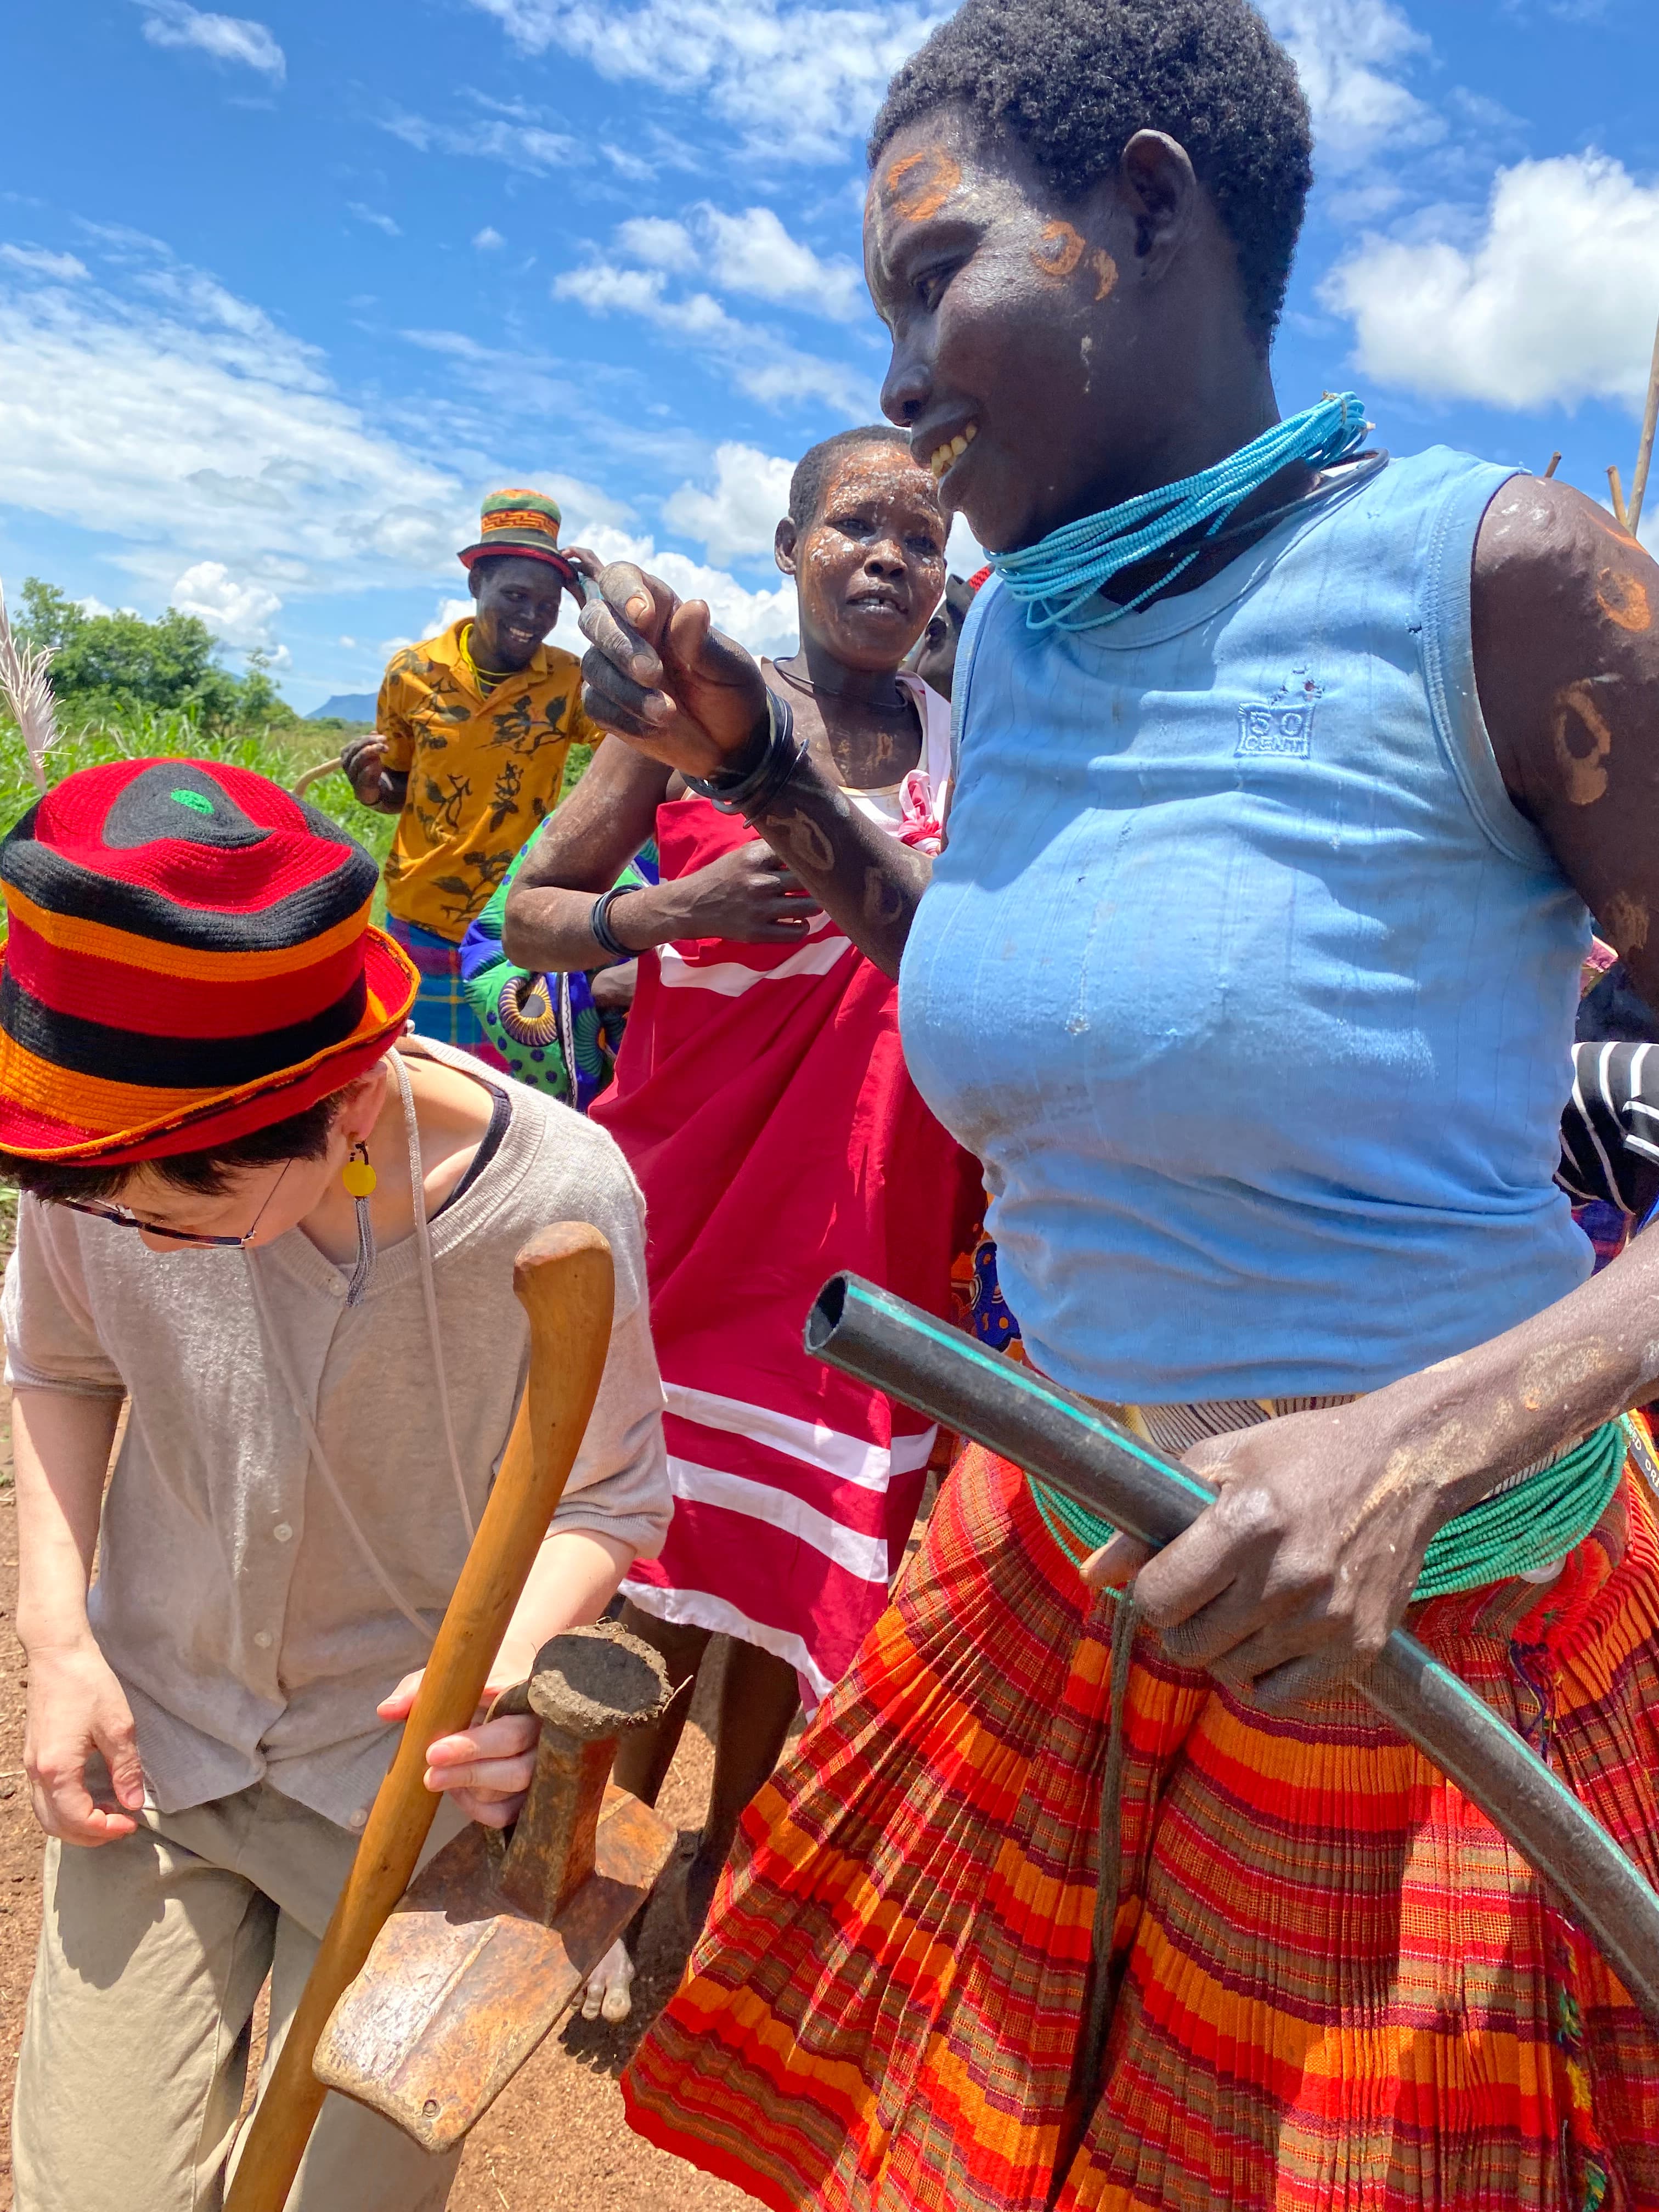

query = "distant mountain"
[[307, 693, 377, 722]]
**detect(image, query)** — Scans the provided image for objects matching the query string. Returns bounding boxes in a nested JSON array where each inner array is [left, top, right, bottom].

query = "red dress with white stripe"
[[595, 678, 980, 1705]]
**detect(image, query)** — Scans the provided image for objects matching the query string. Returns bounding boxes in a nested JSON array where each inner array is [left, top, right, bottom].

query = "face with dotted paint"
[[776, 442, 947, 672]]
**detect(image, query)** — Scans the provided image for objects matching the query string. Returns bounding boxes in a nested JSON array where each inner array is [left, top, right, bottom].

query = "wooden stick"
[[223, 1222, 616, 2212], [290, 755, 343, 800], [1609, 465, 1630, 531], [1543, 452, 1562, 481], [1628, 307, 1659, 533]]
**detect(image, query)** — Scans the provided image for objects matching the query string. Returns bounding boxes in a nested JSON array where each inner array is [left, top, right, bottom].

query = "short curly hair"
[[868, 0, 1313, 347], [788, 426, 919, 530]]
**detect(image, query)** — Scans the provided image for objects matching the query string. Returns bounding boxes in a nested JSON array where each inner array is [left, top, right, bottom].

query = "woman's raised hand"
[[579, 563, 770, 781]]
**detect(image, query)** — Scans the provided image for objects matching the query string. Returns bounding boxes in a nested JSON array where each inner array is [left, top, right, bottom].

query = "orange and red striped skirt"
[[624, 1441, 1659, 2210]]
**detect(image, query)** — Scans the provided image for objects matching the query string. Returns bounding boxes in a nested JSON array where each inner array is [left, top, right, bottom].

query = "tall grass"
[[0, 704, 394, 876]]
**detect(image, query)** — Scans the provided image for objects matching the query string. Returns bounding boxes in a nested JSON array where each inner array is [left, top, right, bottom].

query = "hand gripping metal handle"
[[805, 1272, 1659, 2033]]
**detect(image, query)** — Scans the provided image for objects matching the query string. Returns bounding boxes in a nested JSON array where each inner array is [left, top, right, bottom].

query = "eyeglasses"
[[56, 1158, 294, 1248]]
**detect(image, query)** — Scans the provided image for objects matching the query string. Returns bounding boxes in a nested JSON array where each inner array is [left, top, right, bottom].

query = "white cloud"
[[699, 206, 865, 322], [0, 246, 471, 599], [434, 595, 473, 632], [663, 443, 794, 561], [0, 245, 88, 281], [554, 261, 865, 413], [138, 0, 286, 81], [535, 473, 640, 539], [170, 560, 283, 645], [600, 142, 656, 183], [349, 204, 402, 238], [465, 0, 941, 162], [1260, 0, 1439, 176], [1323, 153, 1659, 411], [472, 226, 505, 251], [138, 262, 307, 351], [0, 232, 798, 690], [562, 522, 798, 658], [382, 109, 575, 172], [617, 217, 696, 269], [560, 266, 675, 320], [946, 511, 984, 575]]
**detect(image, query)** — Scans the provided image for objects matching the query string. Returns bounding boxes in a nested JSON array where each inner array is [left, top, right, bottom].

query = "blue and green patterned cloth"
[[458, 841, 658, 1109]]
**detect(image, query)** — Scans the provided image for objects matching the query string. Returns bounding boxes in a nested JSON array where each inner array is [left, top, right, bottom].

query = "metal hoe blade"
[[314, 1623, 676, 2151]]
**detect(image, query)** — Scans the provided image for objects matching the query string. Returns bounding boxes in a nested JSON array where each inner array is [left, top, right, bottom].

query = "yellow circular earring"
[[342, 1142, 377, 1305], [341, 1141, 377, 1199]]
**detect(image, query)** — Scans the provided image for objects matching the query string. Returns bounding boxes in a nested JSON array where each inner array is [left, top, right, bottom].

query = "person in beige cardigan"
[[0, 757, 670, 2211]]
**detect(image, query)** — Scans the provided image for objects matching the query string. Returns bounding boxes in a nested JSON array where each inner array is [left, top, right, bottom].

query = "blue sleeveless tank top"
[[899, 448, 1592, 1402]]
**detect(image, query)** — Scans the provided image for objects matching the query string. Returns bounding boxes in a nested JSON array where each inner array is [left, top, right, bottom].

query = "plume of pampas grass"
[[0, 576, 59, 794]]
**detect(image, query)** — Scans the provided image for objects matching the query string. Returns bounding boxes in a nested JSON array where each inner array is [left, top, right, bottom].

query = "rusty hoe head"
[[523, 1622, 674, 1740], [314, 1618, 679, 2153]]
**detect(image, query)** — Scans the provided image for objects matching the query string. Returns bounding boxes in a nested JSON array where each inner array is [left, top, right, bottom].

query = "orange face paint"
[[1090, 249, 1119, 302], [1030, 219, 1086, 281], [1550, 681, 1615, 806], [883, 148, 963, 224], [1595, 566, 1652, 634]]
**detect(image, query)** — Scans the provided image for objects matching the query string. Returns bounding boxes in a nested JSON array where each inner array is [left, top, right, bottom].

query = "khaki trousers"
[[12, 1780, 467, 2212]]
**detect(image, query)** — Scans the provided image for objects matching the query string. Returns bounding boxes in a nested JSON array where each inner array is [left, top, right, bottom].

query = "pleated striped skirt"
[[624, 1439, 1659, 2210]]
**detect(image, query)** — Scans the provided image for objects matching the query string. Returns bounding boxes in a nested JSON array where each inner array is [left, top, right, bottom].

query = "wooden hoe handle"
[[224, 1222, 616, 2211]]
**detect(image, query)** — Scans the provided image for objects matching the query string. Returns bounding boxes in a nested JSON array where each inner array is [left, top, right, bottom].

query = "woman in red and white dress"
[[502, 425, 982, 2016]]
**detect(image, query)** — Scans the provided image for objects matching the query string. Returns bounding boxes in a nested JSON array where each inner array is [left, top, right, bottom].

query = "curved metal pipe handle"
[[805, 1271, 1659, 2033]]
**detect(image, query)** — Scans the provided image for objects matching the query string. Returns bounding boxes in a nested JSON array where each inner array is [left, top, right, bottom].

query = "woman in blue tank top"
[[582, 4, 1659, 2205]]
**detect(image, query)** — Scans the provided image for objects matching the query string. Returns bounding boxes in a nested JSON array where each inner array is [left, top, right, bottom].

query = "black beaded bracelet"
[[589, 885, 638, 960], [683, 690, 807, 817]]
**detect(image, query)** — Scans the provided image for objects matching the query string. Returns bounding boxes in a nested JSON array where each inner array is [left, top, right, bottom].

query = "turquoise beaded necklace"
[[986, 391, 1372, 634], [1028, 1416, 1630, 1601]]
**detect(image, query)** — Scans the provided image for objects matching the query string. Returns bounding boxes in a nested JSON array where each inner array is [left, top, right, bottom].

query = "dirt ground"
[[0, 1391, 759, 2211]]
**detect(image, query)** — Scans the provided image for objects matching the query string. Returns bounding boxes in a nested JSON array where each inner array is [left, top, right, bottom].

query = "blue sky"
[[2, 0, 1657, 711]]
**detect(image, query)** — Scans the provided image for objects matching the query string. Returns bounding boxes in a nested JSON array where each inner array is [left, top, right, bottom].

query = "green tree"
[[15, 579, 297, 731], [237, 648, 301, 729]]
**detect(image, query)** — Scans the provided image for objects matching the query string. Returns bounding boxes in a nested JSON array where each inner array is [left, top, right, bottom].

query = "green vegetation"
[[0, 579, 592, 905], [13, 579, 303, 736], [561, 740, 594, 802], [0, 578, 393, 873], [0, 708, 393, 874]]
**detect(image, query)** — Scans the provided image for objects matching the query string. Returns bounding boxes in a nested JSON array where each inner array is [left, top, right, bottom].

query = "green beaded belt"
[[1028, 1414, 1632, 1600]]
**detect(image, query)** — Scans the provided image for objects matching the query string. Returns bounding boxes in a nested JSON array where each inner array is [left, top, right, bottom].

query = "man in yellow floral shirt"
[[343, 489, 601, 1054]]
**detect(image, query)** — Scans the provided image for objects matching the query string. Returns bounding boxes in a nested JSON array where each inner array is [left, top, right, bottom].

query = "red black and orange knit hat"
[[457, 487, 580, 588], [0, 759, 419, 1163]]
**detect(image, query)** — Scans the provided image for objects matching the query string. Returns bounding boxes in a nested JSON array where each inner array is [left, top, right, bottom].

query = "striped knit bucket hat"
[[0, 759, 419, 1163], [458, 487, 578, 584]]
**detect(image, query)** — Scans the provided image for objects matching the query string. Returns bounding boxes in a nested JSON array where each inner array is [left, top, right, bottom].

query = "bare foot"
[[579, 1936, 635, 2024]]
